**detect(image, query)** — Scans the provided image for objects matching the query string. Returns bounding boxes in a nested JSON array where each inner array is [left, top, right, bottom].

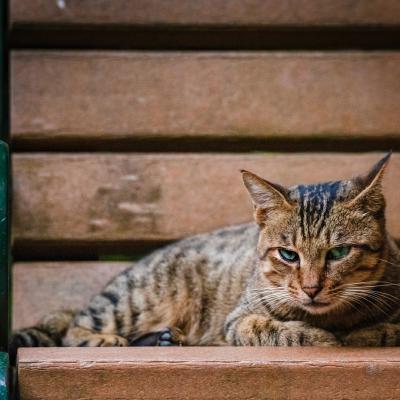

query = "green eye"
[[278, 248, 299, 263], [327, 246, 351, 260]]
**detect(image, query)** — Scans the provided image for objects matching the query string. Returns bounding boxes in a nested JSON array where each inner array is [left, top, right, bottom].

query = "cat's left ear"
[[241, 170, 293, 224], [346, 152, 391, 213]]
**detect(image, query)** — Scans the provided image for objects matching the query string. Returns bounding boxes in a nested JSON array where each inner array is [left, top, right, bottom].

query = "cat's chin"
[[301, 302, 334, 315]]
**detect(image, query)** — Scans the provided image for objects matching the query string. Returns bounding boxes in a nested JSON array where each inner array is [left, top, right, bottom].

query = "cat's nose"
[[302, 286, 321, 299]]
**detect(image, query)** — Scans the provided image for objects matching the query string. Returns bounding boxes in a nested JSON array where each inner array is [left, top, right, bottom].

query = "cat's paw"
[[157, 328, 184, 346], [78, 334, 128, 347], [129, 327, 185, 347], [276, 321, 341, 347], [230, 314, 340, 346], [343, 323, 400, 347]]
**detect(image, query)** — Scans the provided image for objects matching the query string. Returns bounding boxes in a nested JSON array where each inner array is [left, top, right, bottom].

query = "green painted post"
[[0, 0, 10, 342], [0, 0, 9, 143], [0, 0, 10, 399], [0, 353, 8, 400], [0, 142, 9, 400], [0, 141, 9, 353]]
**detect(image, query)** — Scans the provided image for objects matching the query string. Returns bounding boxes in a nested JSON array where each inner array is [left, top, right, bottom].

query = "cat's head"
[[242, 153, 391, 316]]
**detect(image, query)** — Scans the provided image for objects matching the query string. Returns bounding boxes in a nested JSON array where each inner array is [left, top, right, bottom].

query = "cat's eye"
[[278, 248, 299, 263], [327, 246, 351, 261]]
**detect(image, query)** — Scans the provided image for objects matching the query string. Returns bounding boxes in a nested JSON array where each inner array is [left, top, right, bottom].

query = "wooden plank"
[[11, 153, 400, 245], [10, 0, 400, 27], [18, 347, 400, 400], [12, 262, 130, 330], [11, 52, 400, 145]]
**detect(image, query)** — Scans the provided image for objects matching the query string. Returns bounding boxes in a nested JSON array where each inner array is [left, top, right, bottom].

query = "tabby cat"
[[11, 153, 400, 359]]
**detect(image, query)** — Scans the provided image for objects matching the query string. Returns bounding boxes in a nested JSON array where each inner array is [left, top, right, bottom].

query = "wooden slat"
[[10, 0, 400, 27], [12, 262, 130, 330], [11, 153, 400, 246], [18, 347, 400, 400], [12, 52, 400, 146]]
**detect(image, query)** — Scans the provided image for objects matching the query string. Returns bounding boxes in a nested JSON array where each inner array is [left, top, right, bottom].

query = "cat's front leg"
[[63, 326, 128, 347], [225, 313, 340, 346], [62, 295, 129, 347], [343, 323, 400, 346]]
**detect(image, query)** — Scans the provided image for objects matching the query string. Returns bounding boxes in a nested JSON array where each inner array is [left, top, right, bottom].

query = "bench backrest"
[[9, 1, 400, 329]]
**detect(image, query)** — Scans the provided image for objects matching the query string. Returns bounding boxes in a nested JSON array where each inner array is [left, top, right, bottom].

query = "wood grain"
[[12, 153, 400, 246], [12, 52, 400, 145], [12, 262, 130, 330], [10, 0, 400, 27], [18, 347, 400, 400]]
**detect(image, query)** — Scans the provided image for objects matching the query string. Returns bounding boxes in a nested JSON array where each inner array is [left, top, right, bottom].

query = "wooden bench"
[[18, 347, 400, 400], [5, 1, 400, 399]]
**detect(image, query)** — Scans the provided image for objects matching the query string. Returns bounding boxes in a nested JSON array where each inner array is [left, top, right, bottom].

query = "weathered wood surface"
[[10, 0, 400, 27], [12, 262, 130, 330], [12, 52, 400, 145], [18, 347, 400, 400], [12, 153, 400, 245]]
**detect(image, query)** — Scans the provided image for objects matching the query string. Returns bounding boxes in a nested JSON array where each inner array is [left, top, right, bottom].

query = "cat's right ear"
[[241, 170, 293, 222]]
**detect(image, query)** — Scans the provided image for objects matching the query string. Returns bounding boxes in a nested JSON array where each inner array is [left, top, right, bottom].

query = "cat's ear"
[[346, 152, 391, 213], [241, 170, 293, 223]]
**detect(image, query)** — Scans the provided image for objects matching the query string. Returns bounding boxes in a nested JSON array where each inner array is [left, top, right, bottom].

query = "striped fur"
[[11, 153, 400, 355]]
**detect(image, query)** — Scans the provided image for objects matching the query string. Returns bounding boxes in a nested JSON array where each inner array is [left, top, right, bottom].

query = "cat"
[[10, 153, 400, 361]]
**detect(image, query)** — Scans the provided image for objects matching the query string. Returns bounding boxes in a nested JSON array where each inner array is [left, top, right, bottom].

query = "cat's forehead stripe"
[[295, 181, 342, 239]]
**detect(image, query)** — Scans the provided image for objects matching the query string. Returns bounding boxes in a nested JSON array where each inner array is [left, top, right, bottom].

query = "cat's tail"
[[9, 309, 76, 365]]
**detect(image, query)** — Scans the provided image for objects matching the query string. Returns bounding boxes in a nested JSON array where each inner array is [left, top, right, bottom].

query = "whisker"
[[339, 292, 376, 319], [335, 293, 362, 314], [250, 287, 287, 294], [247, 288, 294, 313], [331, 281, 400, 296], [343, 289, 392, 317], [343, 288, 398, 302], [378, 258, 400, 269], [246, 293, 289, 309]]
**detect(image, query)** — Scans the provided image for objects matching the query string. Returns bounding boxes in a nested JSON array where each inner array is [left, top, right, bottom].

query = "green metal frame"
[[0, 142, 9, 351], [1, 0, 9, 142], [0, 353, 7, 400], [0, 144, 9, 399], [0, 144, 9, 400], [0, 0, 10, 399]]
